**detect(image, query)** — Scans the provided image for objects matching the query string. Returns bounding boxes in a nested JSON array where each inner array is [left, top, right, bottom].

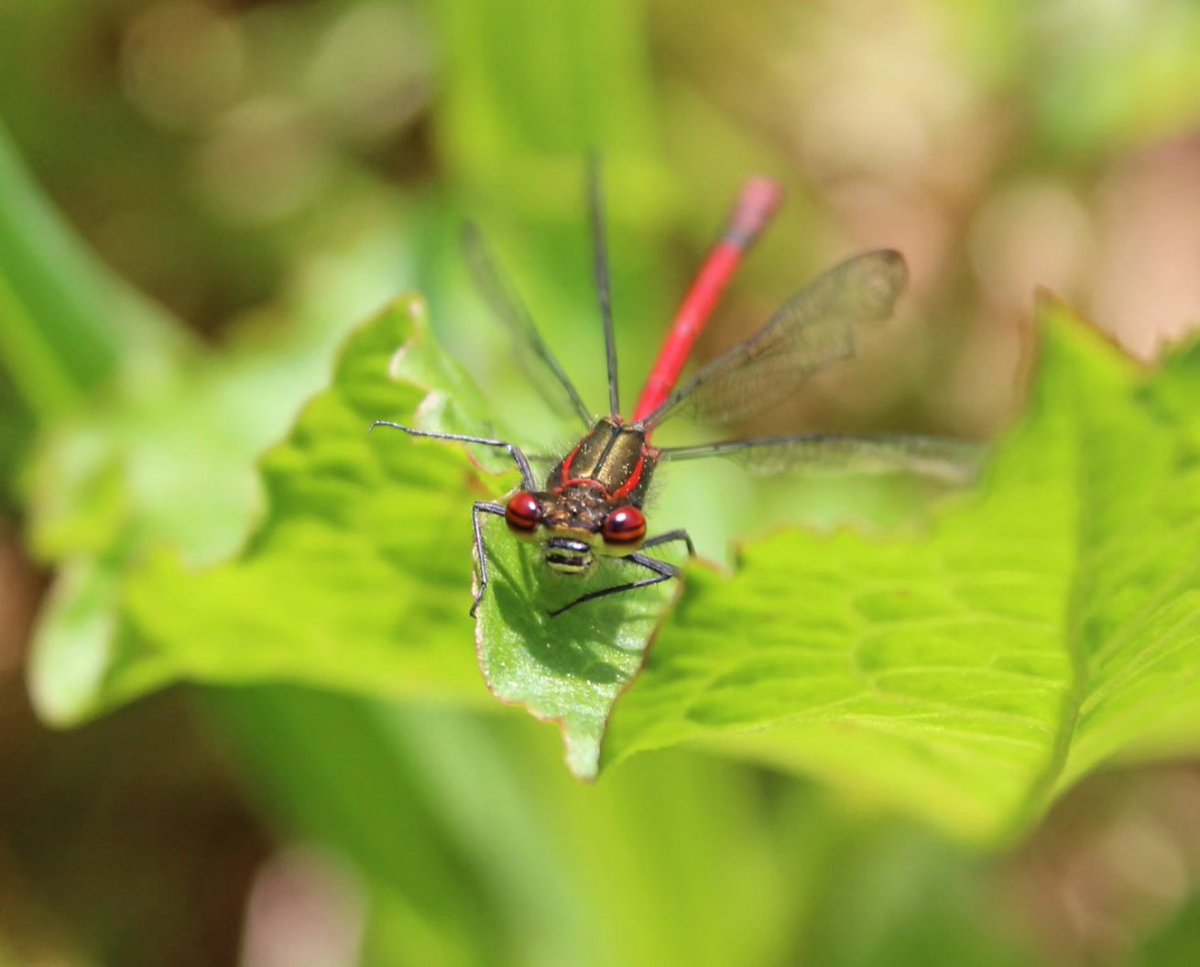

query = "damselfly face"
[[504, 487, 648, 574]]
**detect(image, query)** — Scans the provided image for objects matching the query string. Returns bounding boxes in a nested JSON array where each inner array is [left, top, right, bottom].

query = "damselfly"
[[375, 165, 973, 617]]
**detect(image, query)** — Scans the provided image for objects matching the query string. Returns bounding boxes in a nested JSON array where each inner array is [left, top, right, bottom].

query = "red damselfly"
[[374, 164, 974, 617]]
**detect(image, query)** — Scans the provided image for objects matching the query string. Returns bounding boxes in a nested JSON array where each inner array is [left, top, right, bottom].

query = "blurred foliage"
[[3, 0, 1200, 964]]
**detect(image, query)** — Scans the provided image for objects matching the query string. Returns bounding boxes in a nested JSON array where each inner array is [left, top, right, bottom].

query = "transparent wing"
[[640, 250, 908, 430], [658, 433, 985, 484], [463, 223, 593, 428]]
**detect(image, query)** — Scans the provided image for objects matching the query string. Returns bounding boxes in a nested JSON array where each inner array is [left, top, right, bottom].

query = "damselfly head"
[[503, 490, 601, 573], [504, 487, 648, 563]]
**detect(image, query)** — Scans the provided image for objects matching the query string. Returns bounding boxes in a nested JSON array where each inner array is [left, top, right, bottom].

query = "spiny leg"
[[549, 552, 682, 618], [370, 421, 537, 490], [470, 502, 506, 617]]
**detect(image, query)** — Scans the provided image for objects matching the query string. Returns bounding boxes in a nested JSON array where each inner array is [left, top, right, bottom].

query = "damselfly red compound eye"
[[602, 506, 646, 545], [505, 492, 542, 532], [373, 160, 976, 618]]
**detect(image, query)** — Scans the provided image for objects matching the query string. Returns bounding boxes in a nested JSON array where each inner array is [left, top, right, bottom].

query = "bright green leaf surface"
[[473, 538, 675, 780], [117, 296, 488, 710], [119, 293, 680, 779], [606, 301, 1200, 841]]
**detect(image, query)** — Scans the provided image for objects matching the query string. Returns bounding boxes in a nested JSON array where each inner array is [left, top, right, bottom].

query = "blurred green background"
[[2, 0, 1200, 964]]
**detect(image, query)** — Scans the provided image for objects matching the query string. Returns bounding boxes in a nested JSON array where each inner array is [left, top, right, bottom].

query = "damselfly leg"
[[547, 530, 696, 617], [470, 501, 506, 617], [369, 421, 539, 490]]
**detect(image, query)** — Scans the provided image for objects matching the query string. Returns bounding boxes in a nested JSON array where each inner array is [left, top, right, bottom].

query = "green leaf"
[[90, 296, 488, 718], [605, 297, 1200, 841], [119, 293, 679, 780], [473, 538, 676, 780]]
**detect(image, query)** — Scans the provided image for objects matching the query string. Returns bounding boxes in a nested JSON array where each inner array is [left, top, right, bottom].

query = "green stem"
[[0, 123, 186, 422], [0, 264, 82, 418]]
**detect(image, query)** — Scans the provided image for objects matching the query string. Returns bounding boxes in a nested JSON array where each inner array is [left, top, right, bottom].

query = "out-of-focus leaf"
[[792, 818, 1041, 967], [1032, 2, 1200, 157], [201, 687, 497, 966], [25, 319, 345, 723], [1140, 892, 1200, 967], [206, 688, 822, 967]]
